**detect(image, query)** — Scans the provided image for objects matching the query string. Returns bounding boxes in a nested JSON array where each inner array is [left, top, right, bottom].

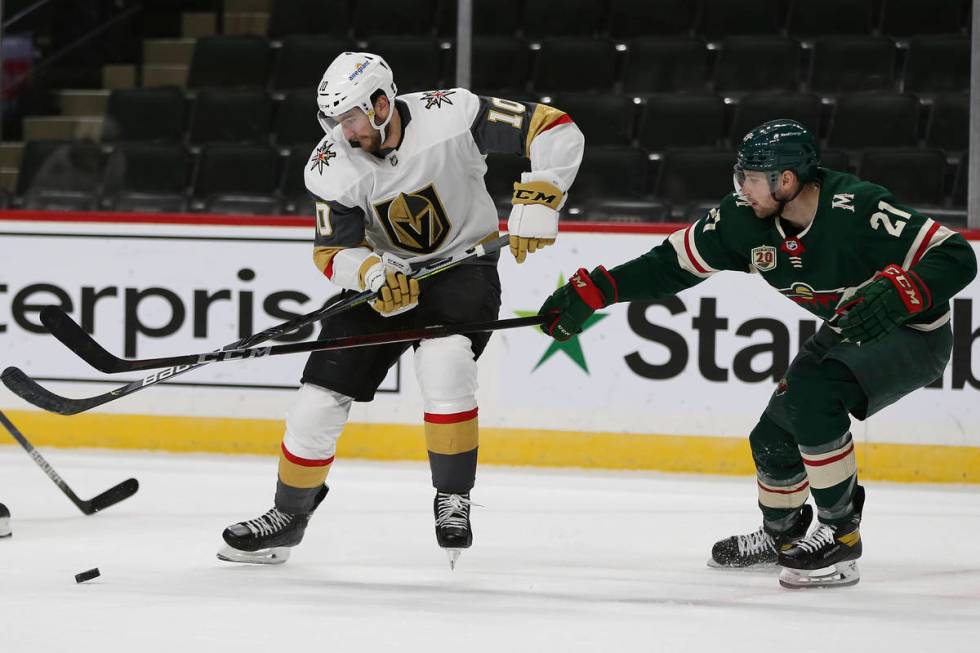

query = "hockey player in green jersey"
[[538, 119, 977, 588]]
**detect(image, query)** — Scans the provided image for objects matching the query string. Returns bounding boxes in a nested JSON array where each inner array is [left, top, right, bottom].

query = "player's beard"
[[348, 129, 383, 152]]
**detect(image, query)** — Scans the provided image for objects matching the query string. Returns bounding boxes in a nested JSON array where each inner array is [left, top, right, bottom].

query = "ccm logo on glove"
[[879, 264, 928, 313], [513, 183, 561, 209]]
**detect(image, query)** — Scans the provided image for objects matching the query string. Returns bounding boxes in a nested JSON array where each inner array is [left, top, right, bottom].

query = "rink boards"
[[1, 211, 978, 482]]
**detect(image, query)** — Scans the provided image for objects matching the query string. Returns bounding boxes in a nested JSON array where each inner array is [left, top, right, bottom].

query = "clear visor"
[[733, 164, 747, 187]]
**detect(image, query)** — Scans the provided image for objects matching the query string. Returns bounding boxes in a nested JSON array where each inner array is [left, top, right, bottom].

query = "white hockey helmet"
[[316, 51, 397, 139]]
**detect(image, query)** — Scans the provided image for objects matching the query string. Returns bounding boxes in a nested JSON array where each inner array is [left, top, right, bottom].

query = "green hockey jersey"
[[609, 168, 976, 329]]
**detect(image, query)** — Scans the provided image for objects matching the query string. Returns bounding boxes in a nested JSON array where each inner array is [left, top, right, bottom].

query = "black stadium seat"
[[952, 154, 968, 208], [698, 0, 782, 40], [579, 198, 672, 223], [532, 39, 617, 94], [267, 0, 349, 38], [189, 89, 273, 144], [785, 0, 873, 37], [523, 0, 603, 38], [637, 94, 725, 150], [364, 38, 444, 92], [571, 146, 650, 201], [192, 144, 281, 214], [654, 148, 735, 210], [187, 36, 272, 89], [274, 90, 322, 150], [827, 92, 918, 149], [353, 0, 436, 38], [607, 0, 697, 38], [621, 37, 709, 95], [281, 147, 316, 215], [470, 37, 531, 96], [730, 93, 822, 144], [17, 141, 102, 210], [714, 36, 802, 94], [926, 93, 969, 151], [102, 143, 190, 212], [437, 0, 521, 37], [903, 37, 970, 94], [549, 94, 635, 147], [101, 87, 187, 143], [819, 149, 851, 173], [271, 36, 350, 91], [808, 37, 897, 94], [880, 0, 965, 37], [858, 149, 947, 207]]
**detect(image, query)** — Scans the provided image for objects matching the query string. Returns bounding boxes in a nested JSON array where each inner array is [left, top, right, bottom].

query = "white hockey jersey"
[[304, 87, 585, 290]]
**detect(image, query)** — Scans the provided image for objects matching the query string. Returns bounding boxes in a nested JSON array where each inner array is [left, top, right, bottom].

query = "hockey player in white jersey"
[[218, 52, 584, 568]]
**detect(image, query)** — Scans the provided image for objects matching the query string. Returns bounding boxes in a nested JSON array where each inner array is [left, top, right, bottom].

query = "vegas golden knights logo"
[[373, 183, 451, 253]]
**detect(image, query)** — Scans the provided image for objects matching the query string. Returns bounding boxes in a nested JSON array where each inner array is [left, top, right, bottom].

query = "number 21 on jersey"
[[870, 200, 910, 237]]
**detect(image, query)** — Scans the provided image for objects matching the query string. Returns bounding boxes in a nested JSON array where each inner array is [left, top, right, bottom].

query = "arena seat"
[[101, 87, 187, 143]]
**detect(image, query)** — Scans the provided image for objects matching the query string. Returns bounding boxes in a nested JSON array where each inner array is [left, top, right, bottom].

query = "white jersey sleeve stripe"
[[667, 225, 718, 279], [904, 219, 955, 268]]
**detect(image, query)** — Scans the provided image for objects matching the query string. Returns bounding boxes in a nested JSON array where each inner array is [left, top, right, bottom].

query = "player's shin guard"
[[275, 383, 351, 513], [779, 434, 862, 587], [218, 384, 350, 564], [710, 414, 814, 569], [416, 336, 479, 567]]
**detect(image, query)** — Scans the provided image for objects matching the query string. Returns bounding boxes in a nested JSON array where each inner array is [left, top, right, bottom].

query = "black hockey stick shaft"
[[0, 410, 139, 515], [1, 235, 508, 415], [66, 315, 549, 373]]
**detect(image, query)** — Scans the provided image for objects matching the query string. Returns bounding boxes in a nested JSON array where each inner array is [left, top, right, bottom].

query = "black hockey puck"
[[75, 568, 100, 583]]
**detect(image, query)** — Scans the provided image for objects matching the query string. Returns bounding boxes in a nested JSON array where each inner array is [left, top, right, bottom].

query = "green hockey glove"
[[836, 264, 932, 345], [538, 266, 618, 342]]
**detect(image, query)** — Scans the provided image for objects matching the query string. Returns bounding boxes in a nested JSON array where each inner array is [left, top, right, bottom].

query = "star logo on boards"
[[515, 274, 609, 374], [309, 142, 337, 174], [421, 89, 456, 109]]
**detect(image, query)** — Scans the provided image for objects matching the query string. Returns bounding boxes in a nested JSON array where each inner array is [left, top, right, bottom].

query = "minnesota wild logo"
[[421, 90, 456, 109], [309, 142, 337, 174]]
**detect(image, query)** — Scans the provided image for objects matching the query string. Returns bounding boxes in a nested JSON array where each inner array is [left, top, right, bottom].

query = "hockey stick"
[[38, 315, 549, 373], [0, 410, 139, 515], [1, 234, 508, 416]]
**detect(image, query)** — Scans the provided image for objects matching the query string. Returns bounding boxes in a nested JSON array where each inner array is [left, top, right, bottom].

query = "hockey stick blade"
[[0, 410, 140, 514], [1, 366, 104, 415], [84, 477, 139, 514], [54, 315, 550, 373], [40, 306, 125, 374]]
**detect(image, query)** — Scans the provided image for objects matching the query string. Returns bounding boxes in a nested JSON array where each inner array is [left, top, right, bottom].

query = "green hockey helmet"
[[734, 119, 821, 192]]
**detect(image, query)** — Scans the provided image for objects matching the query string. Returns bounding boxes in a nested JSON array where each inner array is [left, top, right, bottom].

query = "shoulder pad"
[[303, 134, 367, 205], [822, 169, 891, 215]]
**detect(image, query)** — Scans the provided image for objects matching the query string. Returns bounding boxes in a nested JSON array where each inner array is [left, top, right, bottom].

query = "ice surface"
[[1, 448, 979, 652]]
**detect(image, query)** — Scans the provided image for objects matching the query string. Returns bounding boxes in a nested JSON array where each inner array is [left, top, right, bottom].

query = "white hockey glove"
[[361, 252, 420, 317], [507, 171, 563, 264]]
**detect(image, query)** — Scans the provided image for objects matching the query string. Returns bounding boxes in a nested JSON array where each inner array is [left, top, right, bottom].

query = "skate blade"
[[778, 560, 860, 589], [445, 548, 463, 570], [216, 544, 291, 565]]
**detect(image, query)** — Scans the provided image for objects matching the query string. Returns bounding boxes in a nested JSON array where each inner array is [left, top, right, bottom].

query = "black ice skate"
[[778, 486, 865, 589], [708, 504, 813, 569], [434, 491, 473, 570], [0, 503, 10, 539], [217, 485, 328, 565]]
